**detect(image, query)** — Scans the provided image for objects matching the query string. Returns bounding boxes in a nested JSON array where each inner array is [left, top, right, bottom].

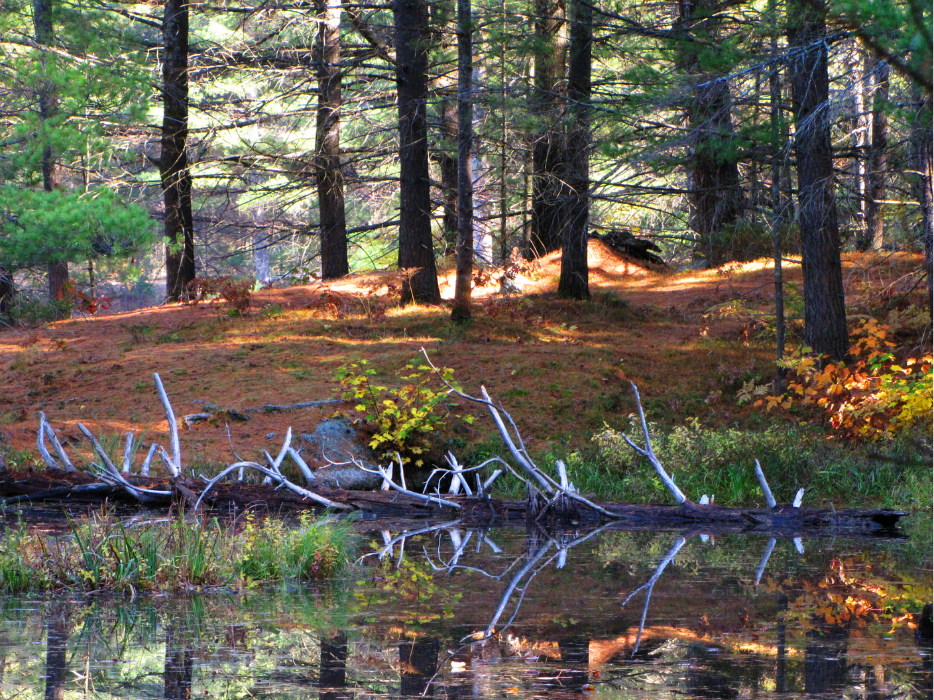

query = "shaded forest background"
[[0, 0, 930, 358]]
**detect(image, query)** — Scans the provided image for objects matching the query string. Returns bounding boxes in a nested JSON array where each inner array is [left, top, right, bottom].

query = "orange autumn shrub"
[[744, 318, 932, 440]]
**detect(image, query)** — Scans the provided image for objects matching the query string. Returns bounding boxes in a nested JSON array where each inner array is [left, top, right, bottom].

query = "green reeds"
[[0, 510, 353, 595]]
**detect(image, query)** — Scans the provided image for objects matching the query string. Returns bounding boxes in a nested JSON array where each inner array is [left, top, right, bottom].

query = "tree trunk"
[[0, 269, 13, 317], [557, 0, 590, 300], [769, 0, 786, 392], [528, 0, 566, 257], [253, 231, 270, 285], [864, 57, 889, 252], [316, 0, 349, 280], [787, 0, 848, 360], [33, 0, 70, 305], [847, 42, 867, 244], [678, 0, 743, 266], [439, 94, 459, 253], [451, 0, 474, 322], [160, 0, 196, 302], [471, 65, 493, 264], [394, 0, 441, 304], [909, 89, 932, 305]]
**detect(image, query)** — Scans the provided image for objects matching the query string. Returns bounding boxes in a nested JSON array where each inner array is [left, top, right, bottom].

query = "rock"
[[499, 272, 529, 295], [300, 418, 383, 490]]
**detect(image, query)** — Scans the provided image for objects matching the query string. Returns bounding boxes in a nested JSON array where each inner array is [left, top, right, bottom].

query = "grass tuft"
[[590, 419, 932, 510], [0, 509, 354, 595]]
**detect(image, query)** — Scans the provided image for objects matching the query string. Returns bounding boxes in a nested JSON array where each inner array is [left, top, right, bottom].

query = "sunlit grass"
[[0, 510, 354, 595], [483, 422, 932, 513]]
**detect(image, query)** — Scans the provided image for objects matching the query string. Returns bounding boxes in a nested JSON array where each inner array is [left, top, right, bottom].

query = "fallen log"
[[7, 364, 911, 538], [0, 468, 907, 536]]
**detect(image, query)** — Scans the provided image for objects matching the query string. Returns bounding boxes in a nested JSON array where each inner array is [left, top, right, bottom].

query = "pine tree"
[[787, 0, 848, 360], [316, 0, 349, 279], [395, 0, 441, 303], [158, 0, 195, 302], [556, 0, 590, 300]]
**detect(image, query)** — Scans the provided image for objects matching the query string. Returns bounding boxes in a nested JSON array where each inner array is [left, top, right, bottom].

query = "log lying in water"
[[7, 365, 908, 538], [0, 468, 907, 537]]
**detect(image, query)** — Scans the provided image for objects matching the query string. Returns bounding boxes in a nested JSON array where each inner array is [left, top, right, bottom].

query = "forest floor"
[[0, 242, 928, 502]]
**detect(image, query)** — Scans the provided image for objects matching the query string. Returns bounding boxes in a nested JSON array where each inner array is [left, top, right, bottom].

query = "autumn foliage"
[[744, 318, 933, 440]]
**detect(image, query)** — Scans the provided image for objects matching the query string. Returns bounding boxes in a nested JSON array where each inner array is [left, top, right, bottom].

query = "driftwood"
[[4, 364, 909, 537]]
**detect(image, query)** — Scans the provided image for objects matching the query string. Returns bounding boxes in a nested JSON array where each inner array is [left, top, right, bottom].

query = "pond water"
[[0, 521, 929, 699]]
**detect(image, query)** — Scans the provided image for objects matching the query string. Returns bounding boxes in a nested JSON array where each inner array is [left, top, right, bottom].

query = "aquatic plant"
[[0, 510, 353, 595]]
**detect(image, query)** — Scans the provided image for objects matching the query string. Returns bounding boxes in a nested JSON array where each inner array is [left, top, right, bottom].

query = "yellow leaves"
[[337, 358, 474, 464]]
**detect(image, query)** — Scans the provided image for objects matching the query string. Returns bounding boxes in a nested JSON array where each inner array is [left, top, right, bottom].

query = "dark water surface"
[[0, 523, 929, 699]]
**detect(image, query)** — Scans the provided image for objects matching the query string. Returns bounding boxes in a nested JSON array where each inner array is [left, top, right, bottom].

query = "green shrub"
[[336, 358, 473, 466], [1, 291, 72, 327]]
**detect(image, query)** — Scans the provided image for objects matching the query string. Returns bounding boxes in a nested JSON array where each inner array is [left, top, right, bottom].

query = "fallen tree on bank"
[[3, 363, 908, 537]]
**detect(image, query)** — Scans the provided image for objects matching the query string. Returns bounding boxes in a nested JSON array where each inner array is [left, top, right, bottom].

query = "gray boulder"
[[300, 418, 383, 490]]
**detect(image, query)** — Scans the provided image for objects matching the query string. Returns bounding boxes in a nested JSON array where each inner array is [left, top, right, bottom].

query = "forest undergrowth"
[[0, 247, 930, 515]]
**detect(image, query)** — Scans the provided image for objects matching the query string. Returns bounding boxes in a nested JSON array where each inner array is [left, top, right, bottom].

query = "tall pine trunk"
[[528, 0, 566, 257], [33, 0, 70, 305], [909, 90, 932, 305], [159, 0, 196, 301], [846, 42, 867, 242], [0, 269, 13, 317], [677, 0, 743, 267], [864, 57, 888, 251], [556, 0, 590, 300], [451, 0, 474, 321], [769, 0, 786, 391], [316, 0, 349, 279], [439, 94, 459, 253], [394, 0, 441, 303], [787, 0, 848, 360]]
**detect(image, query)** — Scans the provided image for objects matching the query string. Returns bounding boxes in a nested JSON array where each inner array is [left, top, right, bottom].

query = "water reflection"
[[0, 524, 927, 699], [43, 601, 70, 700]]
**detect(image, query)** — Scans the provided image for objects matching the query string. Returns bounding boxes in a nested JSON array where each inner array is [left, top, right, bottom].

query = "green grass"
[[0, 510, 354, 595], [486, 420, 932, 512]]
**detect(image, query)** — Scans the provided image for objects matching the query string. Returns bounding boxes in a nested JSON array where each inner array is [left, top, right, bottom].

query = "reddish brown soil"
[[0, 243, 924, 473]]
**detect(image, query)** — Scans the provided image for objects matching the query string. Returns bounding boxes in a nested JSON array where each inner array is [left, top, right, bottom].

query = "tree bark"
[[678, 0, 743, 266], [769, 0, 786, 392], [864, 57, 888, 252], [32, 0, 70, 305], [160, 0, 196, 302], [847, 42, 867, 243], [316, 0, 349, 280], [557, 0, 590, 299], [909, 89, 932, 305], [451, 0, 474, 322], [787, 0, 848, 360], [528, 0, 566, 257], [0, 268, 13, 317], [394, 0, 441, 304], [439, 94, 459, 253]]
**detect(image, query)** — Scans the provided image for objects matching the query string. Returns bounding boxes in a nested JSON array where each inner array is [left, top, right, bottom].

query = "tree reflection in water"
[[0, 523, 925, 700]]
